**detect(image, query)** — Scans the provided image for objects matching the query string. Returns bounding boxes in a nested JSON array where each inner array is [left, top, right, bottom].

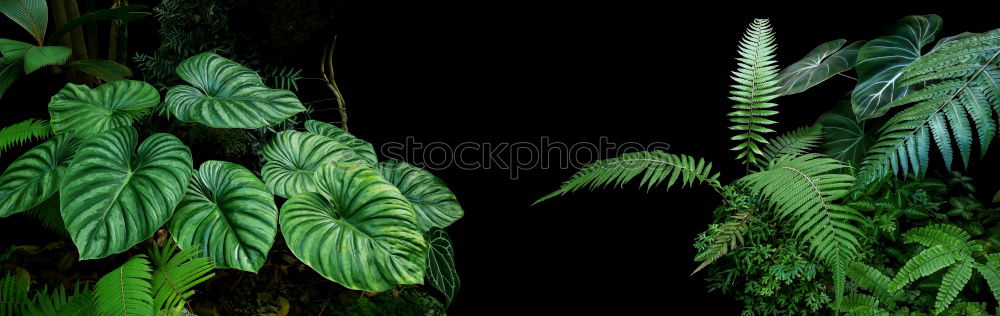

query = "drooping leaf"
[[425, 228, 459, 307], [47, 5, 149, 44], [0, 0, 48, 44], [0, 118, 51, 155], [304, 120, 377, 164], [49, 80, 159, 137], [0, 58, 22, 98], [164, 52, 306, 128], [377, 160, 464, 231], [818, 100, 876, 164], [280, 162, 426, 292], [261, 130, 363, 199], [852, 15, 942, 119], [0, 135, 77, 217], [22, 45, 70, 73], [61, 127, 193, 260], [93, 255, 153, 316], [148, 240, 215, 313], [777, 40, 865, 95], [65, 59, 132, 82], [170, 160, 278, 272]]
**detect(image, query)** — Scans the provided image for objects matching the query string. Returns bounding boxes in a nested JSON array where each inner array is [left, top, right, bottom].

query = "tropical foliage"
[[539, 15, 1000, 314]]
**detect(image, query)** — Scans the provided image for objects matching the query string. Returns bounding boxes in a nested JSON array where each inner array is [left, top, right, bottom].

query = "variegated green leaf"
[[164, 52, 306, 128], [280, 162, 426, 292], [425, 228, 459, 307], [777, 40, 864, 96], [377, 160, 463, 231], [48, 80, 159, 137], [169, 160, 278, 272], [61, 126, 193, 260], [0, 135, 78, 217], [261, 130, 362, 199], [304, 120, 377, 164]]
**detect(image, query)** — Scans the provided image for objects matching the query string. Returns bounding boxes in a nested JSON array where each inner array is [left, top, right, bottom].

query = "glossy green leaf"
[[0, 0, 47, 44], [23, 45, 70, 73], [304, 120, 377, 164], [66, 59, 132, 82], [0, 135, 77, 217], [170, 160, 278, 272], [261, 130, 363, 199], [280, 162, 426, 292], [164, 52, 306, 128], [378, 160, 463, 231], [61, 127, 193, 260], [852, 15, 942, 119], [48, 5, 149, 44], [425, 228, 459, 307], [49, 80, 159, 137], [818, 100, 876, 165], [777, 40, 864, 96], [0, 38, 32, 60]]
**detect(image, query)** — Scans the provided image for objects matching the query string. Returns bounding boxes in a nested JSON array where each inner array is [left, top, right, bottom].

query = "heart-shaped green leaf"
[[0, 135, 78, 217], [280, 162, 426, 292], [852, 15, 942, 119], [304, 120, 377, 164], [49, 80, 159, 137], [777, 40, 864, 96], [61, 126, 193, 260], [164, 52, 306, 128], [425, 228, 459, 307], [818, 100, 877, 165], [261, 130, 363, 199], [170, 160, 278, 272], [377, 160, 463, 231]]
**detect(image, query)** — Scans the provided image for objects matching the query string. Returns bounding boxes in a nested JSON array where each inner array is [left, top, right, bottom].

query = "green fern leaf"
[[846, 262, 900, 305], [692, 212, 751, 274], [935, 259, 974, 314], [25, 283, 95, 316], [976, 253, 1000, 305], [535, 150, 721, 204], [0, 118, 51, 155], [758, 125, 823, 164], [889, 245, 963, 292], [738, 154, 862, 305], [148, 240, 214, 313], [839, 294, 884, 315], [93, 256, 154, 316], [0, 273, 30, 316], [729, 18, 781, 165]]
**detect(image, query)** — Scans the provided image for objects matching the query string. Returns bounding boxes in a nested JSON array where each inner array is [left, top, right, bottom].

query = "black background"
[[2, 1, 999, 314]]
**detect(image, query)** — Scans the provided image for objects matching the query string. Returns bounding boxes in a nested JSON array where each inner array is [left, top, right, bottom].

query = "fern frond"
[[738, 154, 862, 305], [729, 18, 781, 166], [535, 150, 721, 204], [261, 66, 303, 91], [846, 262, 900, 305], [758, 125, 823, 164], [935, 259, 974, 314], [25, 283, 94, 316], [0, 119, 51, 156], [148, 240, 214, 313], [94, 256, 154, 316], [975, 253, 1000, 304], [838, 294, 883, 315], [0, 273, 30, 316], [902, 223, 973, 250], [889, 245, 963, 292], [858, 30, 1000, 184], [691, 212, 751, 275]]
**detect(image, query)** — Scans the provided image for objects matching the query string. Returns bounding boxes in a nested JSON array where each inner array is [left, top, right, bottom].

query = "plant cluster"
[[539, 15, 1000, 315]]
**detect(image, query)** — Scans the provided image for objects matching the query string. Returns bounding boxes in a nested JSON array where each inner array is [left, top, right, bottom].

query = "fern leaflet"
[[691, 212, 751, 274], [758, 124, 823, 164], [0, 119, 51, 156], [729, 18, 781, 166], [148, 240, 215, 313]]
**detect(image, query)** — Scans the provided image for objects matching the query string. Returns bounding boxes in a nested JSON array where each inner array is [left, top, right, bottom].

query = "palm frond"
[[729, 18, 781, 166], [535, 150, 721, 204], [738, 154, 862, 305], [148, 240, 214, 313], [759, 125, 823, 164], [0, 119, 51, 156], [93, 256, 154, 316]]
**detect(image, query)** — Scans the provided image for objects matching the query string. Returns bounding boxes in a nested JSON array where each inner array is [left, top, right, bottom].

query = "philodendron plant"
[[0, 52, 464, 311]]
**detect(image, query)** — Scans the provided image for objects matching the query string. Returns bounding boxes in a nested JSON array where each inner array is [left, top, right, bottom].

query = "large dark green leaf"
[[818, 100, 876, 165], [164, 53, 306, 128], [61, 127, 193, 260], [777, 40, 865, 96], [852, 15, 942, 119], [0, 0, 47, 44], [47, 5, 149, 44], [169, 160, 278, 272], [304, 120, 377, 164], [425, 228, 459, 307], [280, 162, 426, 292], [49, 80, 159, 137], [0, 135, 77, 217], [261, 130, 362, 199], [377, 160, 463, 231]]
